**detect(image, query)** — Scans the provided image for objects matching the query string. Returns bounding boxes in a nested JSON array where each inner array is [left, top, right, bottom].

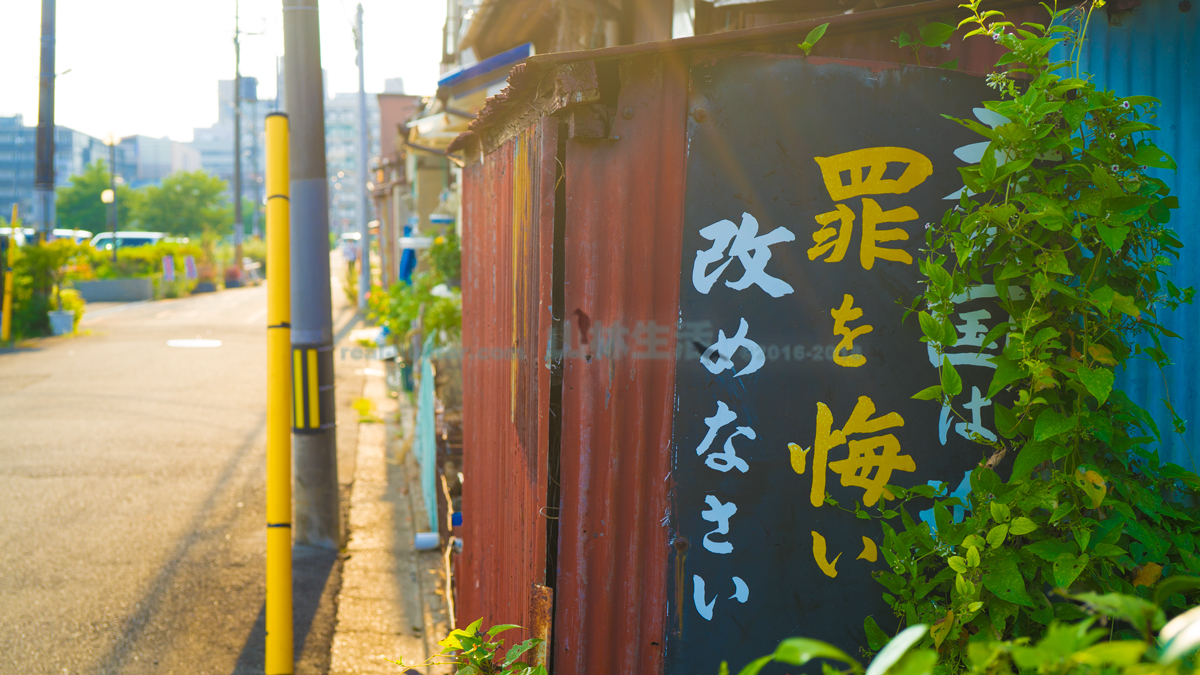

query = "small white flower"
[[1111, 164, 1120, 172], [1121, 101, 1131, 109], [1108, 132, 1117, 139]]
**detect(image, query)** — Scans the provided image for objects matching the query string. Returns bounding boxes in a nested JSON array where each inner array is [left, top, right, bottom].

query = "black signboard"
[[666, 56, 998, 673]]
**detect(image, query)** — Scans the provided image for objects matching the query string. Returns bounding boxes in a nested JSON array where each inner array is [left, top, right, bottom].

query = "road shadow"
[[231, 545, 340, 674]]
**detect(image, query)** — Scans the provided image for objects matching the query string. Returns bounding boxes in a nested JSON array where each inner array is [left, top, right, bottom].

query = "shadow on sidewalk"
[[230, 545, 340, 674]]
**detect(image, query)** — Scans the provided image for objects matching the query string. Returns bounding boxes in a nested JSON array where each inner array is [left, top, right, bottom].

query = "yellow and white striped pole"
[[1, 205, 17, 343], [265, 111, 294, 675]]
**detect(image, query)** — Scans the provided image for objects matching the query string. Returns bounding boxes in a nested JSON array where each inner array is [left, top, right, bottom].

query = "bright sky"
[[0, 0, 447, 143]]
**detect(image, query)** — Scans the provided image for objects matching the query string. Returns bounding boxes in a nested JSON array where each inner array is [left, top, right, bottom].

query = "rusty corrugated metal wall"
[[459, 117, 559, 639], [553, 53, 689, 675]]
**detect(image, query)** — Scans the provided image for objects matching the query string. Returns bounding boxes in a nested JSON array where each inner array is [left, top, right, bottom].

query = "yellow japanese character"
[[807, 204, 854, 263], [808, 147, 929, 269], [831, 294, 872, 367], [809, 396, 913, 507], [812, 531, 840, 578], [813, 147, 933, 201], [861, 198, 915, 269]]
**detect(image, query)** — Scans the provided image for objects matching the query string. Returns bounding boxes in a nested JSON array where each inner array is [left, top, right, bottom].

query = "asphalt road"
[[0, 283, 352, 675]]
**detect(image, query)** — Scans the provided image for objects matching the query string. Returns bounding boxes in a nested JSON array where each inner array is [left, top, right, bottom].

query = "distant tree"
[[55, 160, 136, 234], [134, 170, 231, 241]]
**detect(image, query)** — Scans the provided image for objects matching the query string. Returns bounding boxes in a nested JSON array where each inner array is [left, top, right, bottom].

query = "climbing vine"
[[867, 0, 1200, 669]]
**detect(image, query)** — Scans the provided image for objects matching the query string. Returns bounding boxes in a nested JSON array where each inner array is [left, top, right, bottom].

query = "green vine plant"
[[856, 0, 1200, 670], [893, 20, 961, 69], [723, 589, 1200, 675], [391, 618, 547, 675]]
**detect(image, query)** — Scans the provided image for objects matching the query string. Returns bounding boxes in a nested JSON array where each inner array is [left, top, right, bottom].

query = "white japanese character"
[[693, 212, 795, 297], [939, 386, 997, 445], [701, 318, 765, 377], [701, 495, 738, 554], [693, 575, 750, 621], [696, 400, 752, 474]]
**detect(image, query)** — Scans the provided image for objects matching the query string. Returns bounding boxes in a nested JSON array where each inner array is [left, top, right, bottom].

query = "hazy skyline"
[[0, 0, 447, 143]]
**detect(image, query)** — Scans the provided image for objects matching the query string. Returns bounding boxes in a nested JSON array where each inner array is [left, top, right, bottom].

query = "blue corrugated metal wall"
[[1053, 0, 1199, 469]]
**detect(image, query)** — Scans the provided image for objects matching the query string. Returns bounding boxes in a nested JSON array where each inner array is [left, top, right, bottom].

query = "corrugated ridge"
[[1058, 3, 1199, 470], [554, 53, 690, 675]]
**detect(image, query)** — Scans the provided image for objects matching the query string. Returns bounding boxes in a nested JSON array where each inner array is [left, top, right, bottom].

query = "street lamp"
[[104, 134, 118, 262]]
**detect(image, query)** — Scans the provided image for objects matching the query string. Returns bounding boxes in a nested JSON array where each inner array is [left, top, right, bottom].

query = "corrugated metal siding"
[[1060, 2, 1199, 470], [553, 53, 689, 675], [459, 118, 558, 637]]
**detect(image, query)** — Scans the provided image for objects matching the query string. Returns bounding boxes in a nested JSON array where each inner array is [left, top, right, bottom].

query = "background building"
[[325, 89, 380, 236], [0, 115, 106, 223], [114, 135, 200, 188], [189, 77, 269, 228]]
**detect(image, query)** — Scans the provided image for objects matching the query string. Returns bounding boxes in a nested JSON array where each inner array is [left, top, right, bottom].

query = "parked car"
[[54, 229, 93, 244], [89, 231, 166, 250]]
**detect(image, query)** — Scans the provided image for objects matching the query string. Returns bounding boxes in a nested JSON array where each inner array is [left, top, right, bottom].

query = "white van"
[[90, 231, 166, 250]]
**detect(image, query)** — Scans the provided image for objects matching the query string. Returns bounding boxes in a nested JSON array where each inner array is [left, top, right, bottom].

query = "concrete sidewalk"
[[330, 358, 451, 675]]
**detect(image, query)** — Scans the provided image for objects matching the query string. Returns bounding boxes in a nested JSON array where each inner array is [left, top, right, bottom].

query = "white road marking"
[[167, 339, 223, 348]]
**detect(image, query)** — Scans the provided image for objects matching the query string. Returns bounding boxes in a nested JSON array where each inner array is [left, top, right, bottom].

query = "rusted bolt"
[[622, 106, 634, 119], [673, 536, 689, 551], [1181, 0, 1192, 11], [693, 108, 708, 123]]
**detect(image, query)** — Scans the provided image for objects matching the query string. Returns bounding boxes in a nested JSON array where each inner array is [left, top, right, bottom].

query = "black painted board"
[[666, 56, 1001, 674]]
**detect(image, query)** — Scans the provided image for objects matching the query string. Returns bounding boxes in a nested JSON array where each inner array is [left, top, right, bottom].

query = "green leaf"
[[987, 523, 1009, 548], [887, 649, 938, 675], [1010, 517, 1038, 535], [982, 549, 1035, 607], [967, 545, 981, 567], [912, 385, 943, 401], [865, 625, 929, 675], [949, 556, 968, 573], [1078, 366, 1115, 405], [1097, 222, 1131, 253], [1025, 539, 1075, 561], [1155, 577, 1200, 608], [864, 616, 890, 652], [937, 58, 959, 70], [1073, 591, 1165, 633], [502, 638, 542, 667], [1052, 553, 1089, 588], [1111, 291, 1141, 317], [1012, 440, 1052, 481], [1134, 142, 1177, 170], [1034, 410, 1077, 441], [987, 356, 1025, 399], [989, 501, 1012, 523], [487, 624, 522, 637], [1081, 641, 1148, 665], [918, 22, 956, 47], [940, 357, 963, 397], [803, 22, 830, 48], [918, 311, 941, 342], [980, 144, 998, 183], [736, 655, 775, 675], [1049, 502, 1074, 523], [1089, 285, 1115, 313], [773, 638, 858, 669], [1160, 605, 1200, 663]]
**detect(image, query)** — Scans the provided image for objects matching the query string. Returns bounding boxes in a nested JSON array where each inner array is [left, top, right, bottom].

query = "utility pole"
[[354, 4, 370, 309], [232, 1, 244, 286], [251, 99, 262, 238], [33, 0, 56, 242], [105, 138, 117, 262], [282, 0, 339, 551]]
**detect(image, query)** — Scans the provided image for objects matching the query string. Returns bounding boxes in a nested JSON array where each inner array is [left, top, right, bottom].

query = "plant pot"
[[48, 310, 74, 336], [193, 281, 217, 294]]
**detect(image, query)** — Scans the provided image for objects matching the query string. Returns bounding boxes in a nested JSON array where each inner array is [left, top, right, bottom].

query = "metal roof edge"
[[437, 42, 534, 90], [448, 0, 1041, 150]]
